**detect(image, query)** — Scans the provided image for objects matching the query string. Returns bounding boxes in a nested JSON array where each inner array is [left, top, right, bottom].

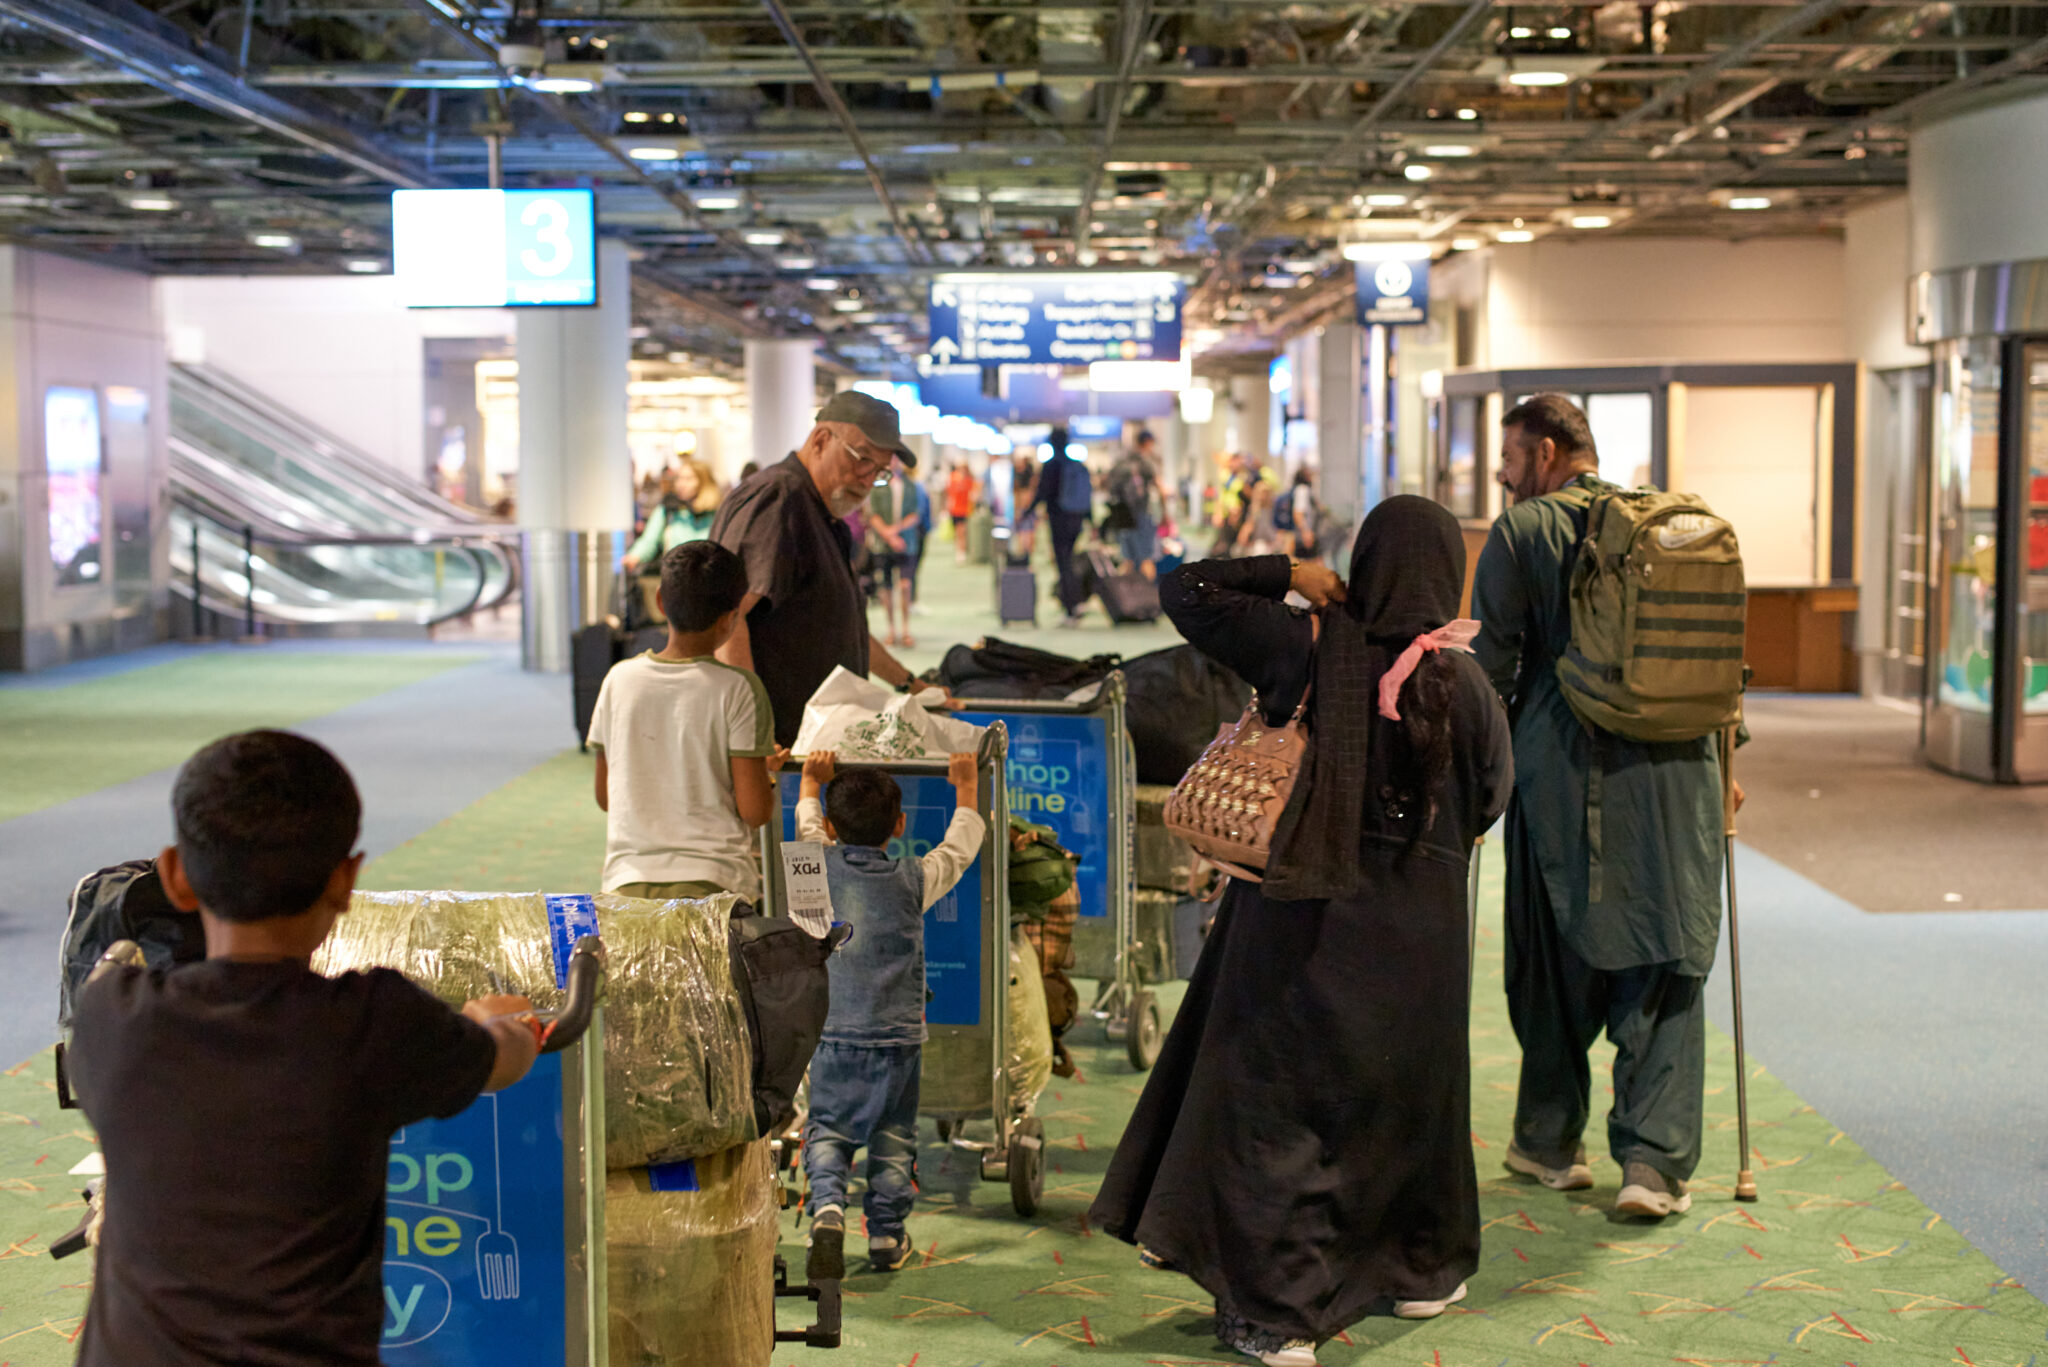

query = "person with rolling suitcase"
[[1471, 393, 1747, 1221]]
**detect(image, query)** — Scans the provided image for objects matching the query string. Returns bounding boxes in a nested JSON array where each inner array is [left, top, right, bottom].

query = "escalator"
[[167, 363, 517, 633]]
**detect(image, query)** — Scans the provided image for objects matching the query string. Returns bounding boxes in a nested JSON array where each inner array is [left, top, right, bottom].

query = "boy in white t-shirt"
[[588, 541, 780, 900]]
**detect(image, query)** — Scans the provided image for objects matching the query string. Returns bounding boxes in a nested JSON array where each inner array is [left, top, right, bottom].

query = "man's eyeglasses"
[[834, 432, 895, 480]]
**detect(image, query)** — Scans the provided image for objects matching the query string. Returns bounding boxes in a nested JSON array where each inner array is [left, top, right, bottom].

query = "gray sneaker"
[[1615, 1161, 1692, 1217], [805, 1206, 845, 1281], [1503, 1142, 1594, 1191]]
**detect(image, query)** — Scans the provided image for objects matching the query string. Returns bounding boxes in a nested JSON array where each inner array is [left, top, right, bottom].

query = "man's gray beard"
[[826, 489, 863, 517]]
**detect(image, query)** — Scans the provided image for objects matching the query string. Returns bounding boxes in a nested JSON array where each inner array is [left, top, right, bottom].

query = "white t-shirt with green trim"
[[587, 653, 772, 898]]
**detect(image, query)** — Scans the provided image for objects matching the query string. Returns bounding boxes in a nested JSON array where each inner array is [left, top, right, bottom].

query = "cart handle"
[[538, 935, 607, 1054]]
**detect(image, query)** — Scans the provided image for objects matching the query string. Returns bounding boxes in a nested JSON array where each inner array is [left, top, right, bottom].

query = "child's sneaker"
[[868, 1230, 914, 1272], [805, 1207, 845, 1282]]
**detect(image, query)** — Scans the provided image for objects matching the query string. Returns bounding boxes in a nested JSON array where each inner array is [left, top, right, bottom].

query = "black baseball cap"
[[816, 391, 916, 470]]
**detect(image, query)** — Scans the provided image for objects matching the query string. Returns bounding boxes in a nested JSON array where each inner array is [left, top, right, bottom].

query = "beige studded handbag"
[[1161, 622, 1317, 883]]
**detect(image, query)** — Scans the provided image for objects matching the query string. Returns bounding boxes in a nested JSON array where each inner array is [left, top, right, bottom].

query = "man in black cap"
[[712, 392, 950, 746]]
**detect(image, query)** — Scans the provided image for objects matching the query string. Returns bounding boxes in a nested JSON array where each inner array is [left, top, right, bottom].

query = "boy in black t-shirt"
[[68, 730, 542, 1367]]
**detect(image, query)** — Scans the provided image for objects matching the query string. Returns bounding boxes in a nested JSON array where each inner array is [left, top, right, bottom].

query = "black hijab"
[[1263, 496, 1469, 901]]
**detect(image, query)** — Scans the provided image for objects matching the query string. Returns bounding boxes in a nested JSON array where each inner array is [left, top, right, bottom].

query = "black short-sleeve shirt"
[[69, 959, 497, 1367], [711, 454, 871, 745]]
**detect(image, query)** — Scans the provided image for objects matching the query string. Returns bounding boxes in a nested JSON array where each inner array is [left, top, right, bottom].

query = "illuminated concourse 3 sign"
[[927, 272, 1185, 366]]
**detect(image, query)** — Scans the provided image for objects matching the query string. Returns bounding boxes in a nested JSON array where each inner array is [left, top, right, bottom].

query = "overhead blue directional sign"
[[1355, 256, 1429, 327], [928, 273, 1185, 366]]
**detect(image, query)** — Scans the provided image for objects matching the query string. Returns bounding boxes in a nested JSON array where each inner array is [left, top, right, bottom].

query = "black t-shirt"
[[69, 959, 496, 1367], [711, 454, 871, 746]]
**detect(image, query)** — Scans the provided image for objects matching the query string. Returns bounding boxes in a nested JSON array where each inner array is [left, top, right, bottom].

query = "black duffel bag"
[[929, 637, 1122, 701], [727, 911, 853, 1138], [1122, 644, 1255, 785]]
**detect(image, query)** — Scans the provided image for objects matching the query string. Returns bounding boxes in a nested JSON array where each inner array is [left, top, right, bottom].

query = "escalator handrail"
[[174, 495, 517, 627], [171, 363, 493, 529]]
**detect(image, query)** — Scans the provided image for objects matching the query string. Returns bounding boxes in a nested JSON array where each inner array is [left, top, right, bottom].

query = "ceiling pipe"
[[755, 0, 934, 264], [1074, 0, 1154, 261], [0, 0, 441, 188], [393, 0, 773, 264]]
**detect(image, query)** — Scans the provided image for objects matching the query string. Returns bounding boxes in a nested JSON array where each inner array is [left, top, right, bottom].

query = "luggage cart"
[[956, 672, 1161, 1070], [766, 727, 1044, 1216]]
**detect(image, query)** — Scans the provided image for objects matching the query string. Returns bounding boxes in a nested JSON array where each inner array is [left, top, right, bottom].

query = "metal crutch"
[[1719, 724, 1759, 1203], [1466, 836, 1484, 995]]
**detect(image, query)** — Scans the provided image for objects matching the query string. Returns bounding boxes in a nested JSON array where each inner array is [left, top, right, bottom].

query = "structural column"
[[1315, 319, 1363, 533], [517, 235, 632, 671], [746, 338, 818, 471]]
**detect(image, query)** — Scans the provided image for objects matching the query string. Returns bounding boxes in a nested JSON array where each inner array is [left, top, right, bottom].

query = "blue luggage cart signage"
[[954, 710, 1112, 922], [779, 774, 985, 1027], [383, 1055, 568, 1363]]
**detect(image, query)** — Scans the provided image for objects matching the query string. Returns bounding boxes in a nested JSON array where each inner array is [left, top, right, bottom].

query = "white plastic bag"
[[793, 667, 985, 760]]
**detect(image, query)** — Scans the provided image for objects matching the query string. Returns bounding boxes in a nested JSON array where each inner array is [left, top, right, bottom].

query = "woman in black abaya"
[[1091, 496, 1513, 1367]]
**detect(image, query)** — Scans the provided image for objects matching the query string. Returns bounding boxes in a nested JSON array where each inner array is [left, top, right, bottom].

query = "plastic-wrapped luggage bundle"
[[317, 891, 755, 1166], [919, 925, 1052, 1118], [606, 1142, 780, 1367]]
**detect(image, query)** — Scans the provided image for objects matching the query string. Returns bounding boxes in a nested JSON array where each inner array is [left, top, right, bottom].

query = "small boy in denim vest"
[[796, 748, 985, 1277]]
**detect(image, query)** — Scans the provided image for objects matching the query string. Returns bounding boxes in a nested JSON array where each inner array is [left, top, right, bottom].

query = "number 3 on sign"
[[519, 197, 572, 278]]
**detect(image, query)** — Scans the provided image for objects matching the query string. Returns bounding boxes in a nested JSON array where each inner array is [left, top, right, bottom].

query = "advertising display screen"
[[45, 385, 103, 587], [392, 189, 598, 308]]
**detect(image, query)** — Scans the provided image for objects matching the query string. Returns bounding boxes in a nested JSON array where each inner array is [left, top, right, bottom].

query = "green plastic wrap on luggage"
[[317, 891, 755, 1167], [605, 1141, 779, 1367], [918, 925, 1052, 1119]]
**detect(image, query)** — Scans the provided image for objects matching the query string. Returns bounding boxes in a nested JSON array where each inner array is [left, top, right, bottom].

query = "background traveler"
[[623, 458, 720, 573], [866, 458, 921, 648], [1026, 427, 1094, 627], [1105, 429, 1168, 579], [946, 462, 977, 563], [1093, 497, 1513, 1367], [1471, 392, 1733, 1220], [710, 393, 948, 746]]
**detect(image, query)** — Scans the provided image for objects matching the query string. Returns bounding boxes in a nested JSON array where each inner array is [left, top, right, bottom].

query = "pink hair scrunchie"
[[1378, 620, 1481, 721]]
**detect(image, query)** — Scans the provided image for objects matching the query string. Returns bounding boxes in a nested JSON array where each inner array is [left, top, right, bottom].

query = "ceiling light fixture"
[[1496, 229, 1536, 242], [1507, 69, 1571, 86], [1547, 26, 1574, 38], [1422, 144, 1477, 157], [807, 277, 841, 291], [250, 232, 298, 250], [1570, 214, 1613, 229], [344, 258, 384, 273], [694, 194, 741, 210], [831, 299, 863, 312], [1364, 192, 1410, 207], [126, 195, 176, 211], [528, 75, 597, 94], [623, 111, 650, 124], [1728, 195, 1772, 210], [744, 229, 786, 246], [628, 146, 679, 161], [1404, 164, 1435, 181], [777, 254, 816, 270], [1456, 108, 1479, 121], [1451, 236, 1484, 251], [1343, 241, 1432, 262], [1509, 25, 1534, 38]]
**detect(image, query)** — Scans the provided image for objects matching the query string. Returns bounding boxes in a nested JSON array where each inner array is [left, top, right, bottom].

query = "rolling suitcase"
[[573, 624, 666, 744], [1089, 548, 1161, 624], [998, 563, 1038, 626]]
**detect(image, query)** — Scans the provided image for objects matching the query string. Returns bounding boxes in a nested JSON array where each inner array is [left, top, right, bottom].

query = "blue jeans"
[[804, 1041, 921, 1238]]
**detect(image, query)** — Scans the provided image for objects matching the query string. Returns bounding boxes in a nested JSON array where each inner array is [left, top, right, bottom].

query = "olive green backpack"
[[1007, 817, 1076, 922], [1554, 484, 1747, 743]]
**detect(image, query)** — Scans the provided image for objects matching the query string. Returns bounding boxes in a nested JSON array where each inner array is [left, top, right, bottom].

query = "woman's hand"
[[1289, 560, 1347, 608]]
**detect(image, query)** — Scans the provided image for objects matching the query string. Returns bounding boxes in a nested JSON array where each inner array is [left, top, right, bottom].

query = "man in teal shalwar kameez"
[[1471, 394, 1726, 1220]]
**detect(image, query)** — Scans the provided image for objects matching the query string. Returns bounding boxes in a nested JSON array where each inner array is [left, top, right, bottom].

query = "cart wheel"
[[935, 1117, 955, 1144], [1125, 989, 1163, 1071], [1008, 1117, 1045, 1217]]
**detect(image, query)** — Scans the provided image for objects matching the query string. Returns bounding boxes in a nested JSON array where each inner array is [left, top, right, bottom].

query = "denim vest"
[[821, 845, 927, 1047]]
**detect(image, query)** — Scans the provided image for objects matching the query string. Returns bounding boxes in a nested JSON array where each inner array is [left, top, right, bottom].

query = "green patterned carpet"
[[0, 650, 478, 823], [4, 745, 2043, 1365]]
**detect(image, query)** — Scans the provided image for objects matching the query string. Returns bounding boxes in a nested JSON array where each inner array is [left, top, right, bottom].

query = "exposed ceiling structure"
[[1, 0, 2044, 370]]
